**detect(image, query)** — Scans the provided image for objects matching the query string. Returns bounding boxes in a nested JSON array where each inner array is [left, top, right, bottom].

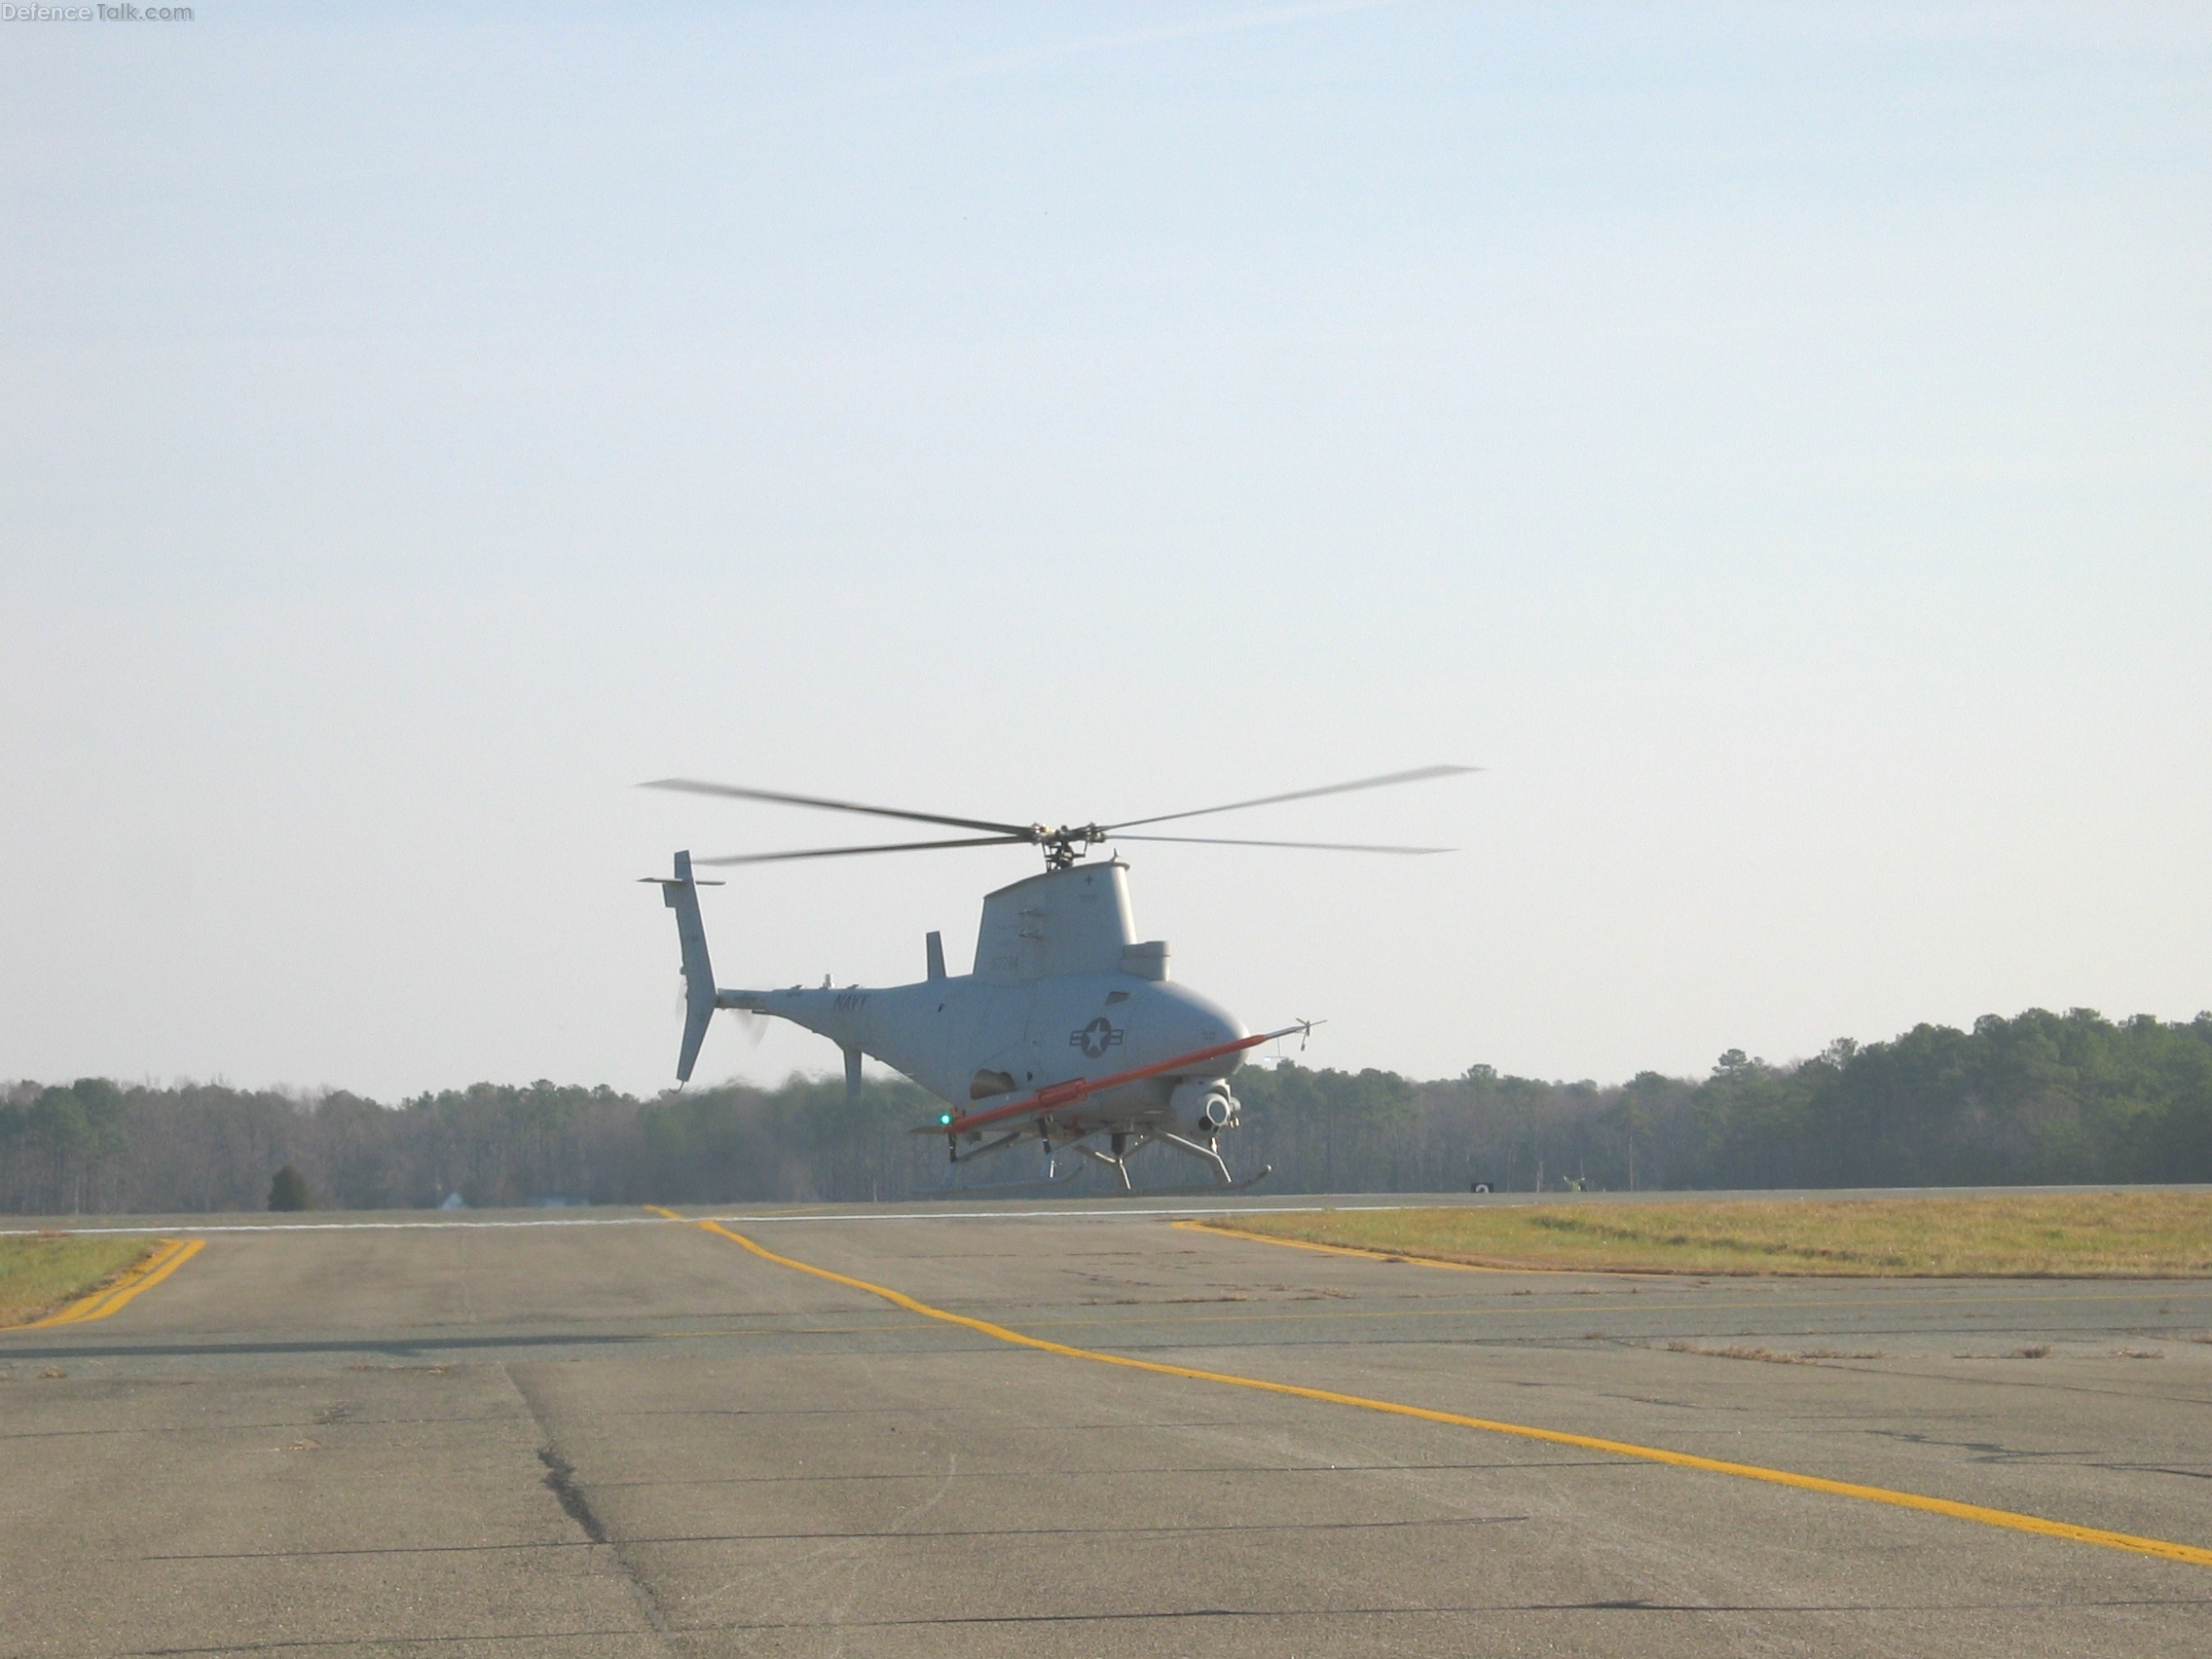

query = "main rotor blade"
[[643, 779, 1032, 839], [1102, 764, 1478, 832], [694, 834, 1031, 866], [1111, 833, 1453, 854]]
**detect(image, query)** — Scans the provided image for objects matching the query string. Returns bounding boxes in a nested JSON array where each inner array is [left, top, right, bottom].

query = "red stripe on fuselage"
[[935, 1026, 1294, 1137]]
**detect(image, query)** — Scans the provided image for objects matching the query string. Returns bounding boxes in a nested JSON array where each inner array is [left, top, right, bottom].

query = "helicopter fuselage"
[[724, 969, 1246, 1127], [716, 859, 1248, 1135]]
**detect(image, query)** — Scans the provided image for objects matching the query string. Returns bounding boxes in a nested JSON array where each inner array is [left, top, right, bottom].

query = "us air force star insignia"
[[1070, 1017, 1124, 1061]]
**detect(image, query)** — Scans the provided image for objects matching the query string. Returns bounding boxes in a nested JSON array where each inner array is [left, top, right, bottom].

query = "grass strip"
[[0, 1235, 160, 1327], [1199, 1192, 2212, 1277]]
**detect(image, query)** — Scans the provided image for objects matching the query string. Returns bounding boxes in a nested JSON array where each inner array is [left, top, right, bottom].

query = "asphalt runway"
[[5, 1196, 2211, 1657]]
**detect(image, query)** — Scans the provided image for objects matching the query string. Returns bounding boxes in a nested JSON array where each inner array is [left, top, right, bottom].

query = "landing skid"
[[1073, 1129, 1266, 1196], [917, 1162, 1273, 1201], [1112, 1162, 1273, 1198], [925, 1118, 1270, 1200]]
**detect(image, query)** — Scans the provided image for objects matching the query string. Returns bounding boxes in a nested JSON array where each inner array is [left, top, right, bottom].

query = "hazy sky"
[[4, 3, 2206, 1100]]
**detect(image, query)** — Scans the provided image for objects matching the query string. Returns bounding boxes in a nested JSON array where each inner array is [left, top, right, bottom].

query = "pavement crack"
[[536, 1446, 606, 1544], [502, 1363, 672, 1643]]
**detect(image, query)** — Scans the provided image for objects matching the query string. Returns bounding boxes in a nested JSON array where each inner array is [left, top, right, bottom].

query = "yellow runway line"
[[652, 1205, 2212, 1571], [13, 1237, 205, 1330], [1175, 1216, 1516, 1271]]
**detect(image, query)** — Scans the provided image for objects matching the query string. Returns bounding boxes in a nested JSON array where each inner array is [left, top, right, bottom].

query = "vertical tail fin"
[[644, 851, 720, 1083]]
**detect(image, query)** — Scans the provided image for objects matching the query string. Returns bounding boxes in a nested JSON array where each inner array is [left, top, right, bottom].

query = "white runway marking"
[[0, 1201, 1422, 1236], [11, 1183, 2203, 1237]]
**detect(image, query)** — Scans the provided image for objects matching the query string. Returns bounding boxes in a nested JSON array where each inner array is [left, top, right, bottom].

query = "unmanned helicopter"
[[642, 766, 1472, 1194]]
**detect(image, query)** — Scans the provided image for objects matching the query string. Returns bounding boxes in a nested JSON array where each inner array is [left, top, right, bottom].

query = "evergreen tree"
[[268, 1163, 313, 1211]]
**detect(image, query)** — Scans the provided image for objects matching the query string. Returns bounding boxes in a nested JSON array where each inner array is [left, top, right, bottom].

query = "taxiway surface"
[[5, 1197, 2209, 1656]]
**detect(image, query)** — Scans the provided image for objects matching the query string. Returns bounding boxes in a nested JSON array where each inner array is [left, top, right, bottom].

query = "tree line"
[[4, 1006, 2206, 1214]]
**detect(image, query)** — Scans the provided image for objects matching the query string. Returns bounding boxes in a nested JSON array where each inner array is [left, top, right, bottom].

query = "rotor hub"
[[1036, 824, 1107, 868]]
